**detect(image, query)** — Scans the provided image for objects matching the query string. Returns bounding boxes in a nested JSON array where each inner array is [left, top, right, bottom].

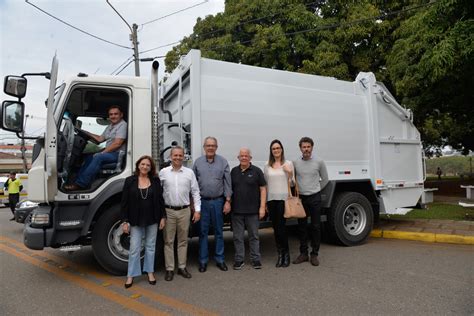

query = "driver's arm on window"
[[102, 138, 125, 153]]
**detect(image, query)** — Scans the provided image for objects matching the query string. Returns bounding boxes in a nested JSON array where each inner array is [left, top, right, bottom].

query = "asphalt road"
[[0, 206, 472, 315]]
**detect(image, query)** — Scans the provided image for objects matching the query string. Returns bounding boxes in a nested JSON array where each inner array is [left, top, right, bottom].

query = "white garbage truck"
[[1, 49, 424, 275]]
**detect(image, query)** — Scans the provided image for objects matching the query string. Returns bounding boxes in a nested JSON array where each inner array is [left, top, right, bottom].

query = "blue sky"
[[0, 0, 224, 141]]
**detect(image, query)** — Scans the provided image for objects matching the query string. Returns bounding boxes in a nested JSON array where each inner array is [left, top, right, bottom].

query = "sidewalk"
[[371, 218, 474, 245]]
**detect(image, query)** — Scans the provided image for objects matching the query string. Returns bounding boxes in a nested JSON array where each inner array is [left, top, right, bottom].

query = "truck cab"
[[1, 57, 155, 275]]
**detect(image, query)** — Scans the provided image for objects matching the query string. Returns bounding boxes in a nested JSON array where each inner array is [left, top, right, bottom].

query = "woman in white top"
[[264, 139, 294, 267]]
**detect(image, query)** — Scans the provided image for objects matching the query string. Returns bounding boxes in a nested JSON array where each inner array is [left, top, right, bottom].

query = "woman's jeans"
[[128, 223, 158, 277]]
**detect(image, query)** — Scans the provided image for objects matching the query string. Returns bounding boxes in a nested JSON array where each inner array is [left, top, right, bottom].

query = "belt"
[[201, 196, 224, 201], [165, 205, 190, 210]]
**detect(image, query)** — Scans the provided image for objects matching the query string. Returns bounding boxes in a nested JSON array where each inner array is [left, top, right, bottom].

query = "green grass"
[[426, 156, 473, 177], [425, 176, 462, 181], [381, 203, 474, 221]]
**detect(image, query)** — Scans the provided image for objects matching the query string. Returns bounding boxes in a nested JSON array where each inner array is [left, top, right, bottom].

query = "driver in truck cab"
[[64, 105, 127, 191]]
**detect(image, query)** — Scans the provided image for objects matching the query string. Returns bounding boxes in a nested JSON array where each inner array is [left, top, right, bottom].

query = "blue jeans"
[[75, 152, 118, 187], [199, 198, 225, 264], [127, 224, 158, 278]]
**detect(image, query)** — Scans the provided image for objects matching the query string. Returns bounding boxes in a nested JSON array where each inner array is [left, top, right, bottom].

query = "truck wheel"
[[328, 192, 373, 246], [92, 205, 130, 275]]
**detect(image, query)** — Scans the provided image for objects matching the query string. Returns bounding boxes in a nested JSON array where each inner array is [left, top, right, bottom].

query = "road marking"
[[0, 243, 168, 316], [0, 236, 218, 316]]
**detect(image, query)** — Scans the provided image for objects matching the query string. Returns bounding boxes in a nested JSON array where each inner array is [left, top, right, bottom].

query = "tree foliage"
[[387, 0, 473, 154], [165, 0, 473, 153]]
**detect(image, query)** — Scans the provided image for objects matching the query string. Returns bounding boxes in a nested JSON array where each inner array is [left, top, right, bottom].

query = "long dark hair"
[[268, 139, 285, 167], [134, 155, 157, 177]]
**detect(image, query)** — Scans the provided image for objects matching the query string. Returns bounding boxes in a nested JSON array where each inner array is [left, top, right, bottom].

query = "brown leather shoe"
[[310, 254, 320, 266], [292, 253, 309, 264], [177, 268, 192, 279]]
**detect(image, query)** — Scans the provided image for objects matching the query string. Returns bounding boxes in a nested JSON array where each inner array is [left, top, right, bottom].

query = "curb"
[[370, 229, 474, 245]]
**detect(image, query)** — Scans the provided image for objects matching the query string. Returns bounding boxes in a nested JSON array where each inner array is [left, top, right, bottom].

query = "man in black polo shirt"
[[230, 148, 267, 270]]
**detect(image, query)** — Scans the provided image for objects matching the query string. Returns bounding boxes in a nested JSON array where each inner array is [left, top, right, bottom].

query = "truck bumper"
[[23, 224, 54, 250]]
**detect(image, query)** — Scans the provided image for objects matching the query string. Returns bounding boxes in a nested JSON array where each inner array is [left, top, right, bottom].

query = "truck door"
[[44, 56, 59, 201]]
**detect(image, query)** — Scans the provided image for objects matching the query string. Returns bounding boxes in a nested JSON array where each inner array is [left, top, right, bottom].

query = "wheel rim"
[[107, 220, 129, 262], [342, 203, 367, 236], [107, 221, 146, 262]]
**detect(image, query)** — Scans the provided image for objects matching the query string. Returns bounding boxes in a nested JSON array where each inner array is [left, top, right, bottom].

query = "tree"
[[165, 0, 473, 152], [387, 0, 473, 154]]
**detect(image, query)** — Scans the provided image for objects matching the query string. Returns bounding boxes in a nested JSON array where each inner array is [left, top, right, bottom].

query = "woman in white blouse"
[[263, 139, 294, 267]]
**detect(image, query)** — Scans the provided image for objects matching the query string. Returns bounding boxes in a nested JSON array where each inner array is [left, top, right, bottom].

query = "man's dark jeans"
[[296, 192, 322, 256], [8, 193, 19, 215]]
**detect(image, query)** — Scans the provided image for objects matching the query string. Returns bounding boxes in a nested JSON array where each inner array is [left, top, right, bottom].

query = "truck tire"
[[92, 205, 129, 275], [328, 192, 373, 246]]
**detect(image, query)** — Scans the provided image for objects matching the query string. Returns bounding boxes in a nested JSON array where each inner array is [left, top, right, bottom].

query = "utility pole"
[[107, 0, 140, 76], [131, 23, 140, 76]]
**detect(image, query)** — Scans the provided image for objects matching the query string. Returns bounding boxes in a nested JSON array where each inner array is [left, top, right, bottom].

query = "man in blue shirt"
[[193, 137, 232, 272]]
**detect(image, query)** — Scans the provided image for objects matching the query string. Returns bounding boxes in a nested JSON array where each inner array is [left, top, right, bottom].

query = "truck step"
[[59, 245, 82, 252]]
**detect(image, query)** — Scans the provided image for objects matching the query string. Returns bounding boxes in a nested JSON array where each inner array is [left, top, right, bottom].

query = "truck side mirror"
[[1, 101, 25, 133], [3, 76, 27, 99]]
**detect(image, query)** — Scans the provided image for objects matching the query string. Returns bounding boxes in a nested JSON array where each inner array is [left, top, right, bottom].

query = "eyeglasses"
[[205, 144, 217, 148]]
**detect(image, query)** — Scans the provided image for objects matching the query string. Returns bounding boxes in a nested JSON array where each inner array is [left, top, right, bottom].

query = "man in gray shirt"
[[193, 137, 232, 272], [293, 136, 328, 266], [65, 105, 127, 191]]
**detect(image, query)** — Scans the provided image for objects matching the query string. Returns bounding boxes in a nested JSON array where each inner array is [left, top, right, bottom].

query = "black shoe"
[[124, 278, 133, 289], [251, 261, 262, 269], [9, 217, 15, 221], [199, 263, 207, 273], [233, 261, 244, 270], [216, 262, 228, 271], [165, 270, 174, 281], [281, 252, 290, 268], [275, 252, 283, 268], [148, 273, 156, 285], [177, 268, 192, 279]]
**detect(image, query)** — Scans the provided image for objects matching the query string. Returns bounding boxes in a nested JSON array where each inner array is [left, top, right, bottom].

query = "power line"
[[110, 56, 134, 75], [139, 1, 320, 54], [114, 55, 166, 75], [192, 1, 321, 40], [198, 2, 437, 54], [25, 0, 132, 50], [140, 0, 209, 27], [114, 59, 135, 75], [140, 41, 182, 54], [142, 1, 435, 56]]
